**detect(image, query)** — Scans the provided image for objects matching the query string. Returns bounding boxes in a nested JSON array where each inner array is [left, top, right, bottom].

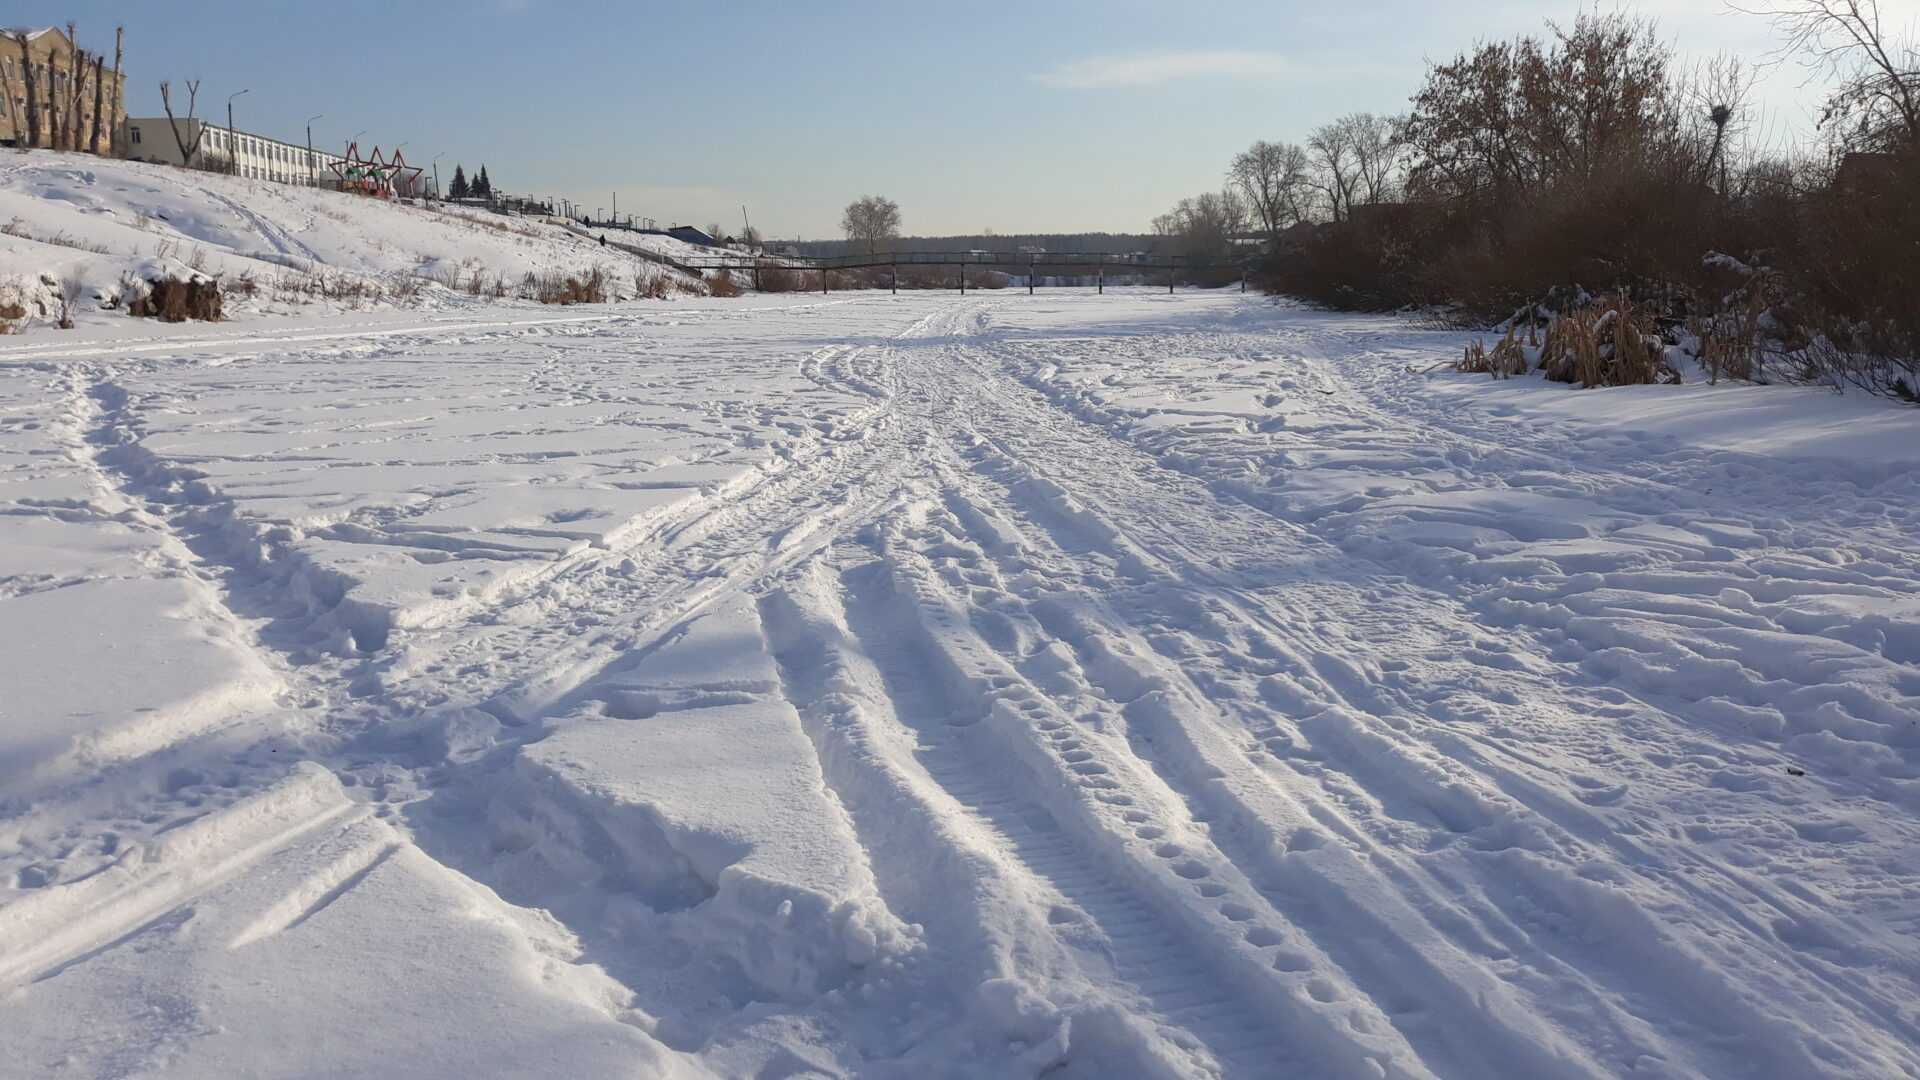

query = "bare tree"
[[1, 40, 23, 148], [67, 50, 91, 154], [108, 27, 122, 155], [1229, 140, 1312, 244], [57, 269, 88, 329], [158, 79, 207, 168], [45, 43, 62, 150], [87, 52, 105, 154], [1683, 54, 1757, 193], [13, 33, 40, 150], [1746, 0, 1919, 150], [1308, 119, 1363, 222], [1152, 190, 1249, 258], [841, 195, 901, 255], [1342, 113, 1406, 207], [63, 22, 81, 152]]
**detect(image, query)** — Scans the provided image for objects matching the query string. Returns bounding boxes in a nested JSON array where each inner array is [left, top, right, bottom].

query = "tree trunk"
[[108, 27, 122, 155], [1, 43, 22, 146], [159, 80, 204, 168], [68, 53, 89, 154], [88, 54, 104, 154], [46, 47, 61, 150], [64, 23, 79, 152], [15, 34, 39, 149]]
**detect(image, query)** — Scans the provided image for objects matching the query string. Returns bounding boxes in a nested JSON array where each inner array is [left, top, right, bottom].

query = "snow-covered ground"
[[3, 287, 1918, 1079], [0, 153, 711, 329]]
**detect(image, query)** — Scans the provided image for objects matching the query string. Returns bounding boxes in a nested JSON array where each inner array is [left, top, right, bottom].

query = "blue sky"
[[11, 2, 1885, 238]]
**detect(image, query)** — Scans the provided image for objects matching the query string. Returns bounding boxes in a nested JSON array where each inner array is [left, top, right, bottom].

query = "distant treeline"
[[791, 232, 1160, 257]]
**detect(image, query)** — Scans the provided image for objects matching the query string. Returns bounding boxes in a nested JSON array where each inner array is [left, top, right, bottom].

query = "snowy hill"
[[0, 152, 711, 328]]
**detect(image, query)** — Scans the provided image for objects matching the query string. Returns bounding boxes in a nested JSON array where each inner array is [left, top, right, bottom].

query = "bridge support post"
[[891, 257, 896, 295], [822, 267, 828, 295], [959, 263, 966, 296], [1169, 265, 1174, 295], [1097, 254, 1103, 295]]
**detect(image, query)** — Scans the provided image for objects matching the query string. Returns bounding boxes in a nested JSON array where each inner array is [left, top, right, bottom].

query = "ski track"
[[4, 292, 1918, 1078]]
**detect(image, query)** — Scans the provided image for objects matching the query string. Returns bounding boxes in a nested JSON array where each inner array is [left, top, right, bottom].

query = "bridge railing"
[[666, 250, 1247, 272]]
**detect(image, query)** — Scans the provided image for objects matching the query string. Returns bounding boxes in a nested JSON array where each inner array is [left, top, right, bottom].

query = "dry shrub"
[[636, 271, 674, 299], [1692, 281, 1770, 385], [128, 277, 223, 322], [1538, 296, 1676, 387], [1457, 323, 1529, 378], [707, 270, 742, 297], [755, 262, 803, 293], [530, 267, 608, 305], [1790, 153, 1920, 399], [0, 300, 23, 334], [56, 271, 89, 329], [900, 266, 952, 289]]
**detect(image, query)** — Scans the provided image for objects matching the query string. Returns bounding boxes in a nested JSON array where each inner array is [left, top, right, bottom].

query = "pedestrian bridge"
[[665, 249, 1253, 294]]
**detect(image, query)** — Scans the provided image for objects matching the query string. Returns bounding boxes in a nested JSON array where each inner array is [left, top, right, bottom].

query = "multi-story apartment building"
[[0, 25, 126, 153]]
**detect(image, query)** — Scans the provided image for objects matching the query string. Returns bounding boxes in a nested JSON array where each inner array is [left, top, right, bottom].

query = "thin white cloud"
[[1034, 50, 1292, 90]]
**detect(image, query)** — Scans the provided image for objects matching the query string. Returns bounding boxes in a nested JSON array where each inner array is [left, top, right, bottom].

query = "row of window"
[[0, 59, 118, 87], [202, 130, 319, 166]]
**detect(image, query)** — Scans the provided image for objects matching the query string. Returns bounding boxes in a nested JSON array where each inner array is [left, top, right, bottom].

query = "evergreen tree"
[[475, 165, 492, 199], [448, 164, 469, 200]]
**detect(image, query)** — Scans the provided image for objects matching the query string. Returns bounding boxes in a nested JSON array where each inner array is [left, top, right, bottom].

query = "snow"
[[0, 152, 713, 332], [3, 203, 1920, 1080]]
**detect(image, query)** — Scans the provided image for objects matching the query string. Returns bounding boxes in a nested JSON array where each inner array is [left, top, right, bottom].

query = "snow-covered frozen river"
[[4, 290, 1919, 1078]]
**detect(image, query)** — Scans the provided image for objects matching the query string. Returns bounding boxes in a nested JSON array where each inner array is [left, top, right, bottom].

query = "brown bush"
[[637, 272, 674, 300], [1789, 151, 1920, 398], [754, 262, 803, 293], [1457, 323, 1529, 378], [707, 270, 742, 297], [1537, 297, 1677, 387], [528, 267, 608, 305], [128, 277, 223, 322]]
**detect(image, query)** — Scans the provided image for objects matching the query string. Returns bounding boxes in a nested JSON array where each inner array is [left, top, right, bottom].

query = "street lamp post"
[[227, 89, 249, 175], [306, 114, 323, 186], [431, 154, 443, 201]]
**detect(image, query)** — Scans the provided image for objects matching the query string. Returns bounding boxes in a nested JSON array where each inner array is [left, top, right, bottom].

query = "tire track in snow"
[[870, 317, 1876, 1077], [958, 311, 1920, 1077], [915, 460, 1612, 1079], [826, 552, 1322, 1079]]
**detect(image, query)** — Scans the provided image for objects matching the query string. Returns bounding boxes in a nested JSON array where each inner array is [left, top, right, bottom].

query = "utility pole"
[[227, 88, 249, 175]]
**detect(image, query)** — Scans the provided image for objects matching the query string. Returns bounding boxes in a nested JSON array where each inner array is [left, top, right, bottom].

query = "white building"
[[123, 117, 330, 186]]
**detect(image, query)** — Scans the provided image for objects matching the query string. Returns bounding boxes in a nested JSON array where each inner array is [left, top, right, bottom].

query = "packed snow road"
[[3, 291, 1918, 1079]]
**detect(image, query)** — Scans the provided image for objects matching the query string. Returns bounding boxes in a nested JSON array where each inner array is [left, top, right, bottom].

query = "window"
[[129, 127, 141, 145]]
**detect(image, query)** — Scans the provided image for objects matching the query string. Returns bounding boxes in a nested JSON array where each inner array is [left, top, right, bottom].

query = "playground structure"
[[328, 142, 424, 198]]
